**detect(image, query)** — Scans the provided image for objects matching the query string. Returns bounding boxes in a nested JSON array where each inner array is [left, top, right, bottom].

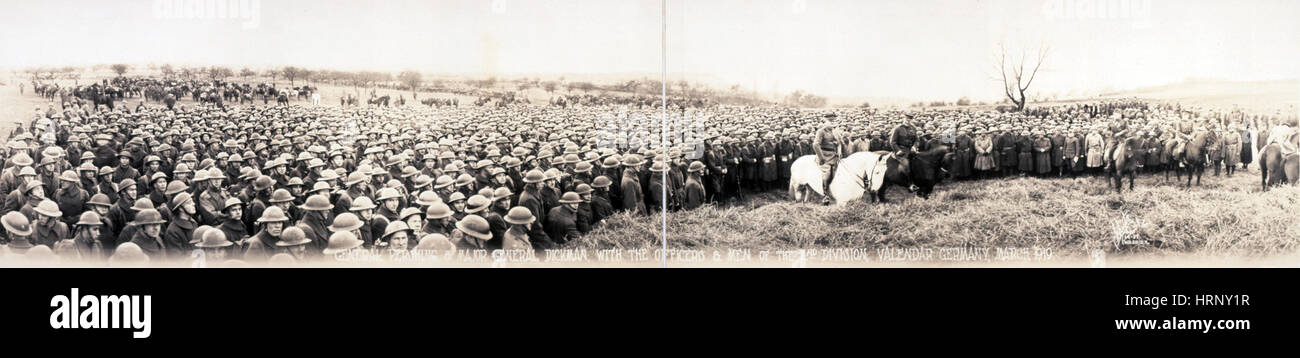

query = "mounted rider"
[[813, 113, 845, 204]]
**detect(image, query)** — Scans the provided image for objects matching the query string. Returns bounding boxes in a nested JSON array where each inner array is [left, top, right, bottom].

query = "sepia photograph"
[[0, 0, 1295, 269], [2, 0, 1299, 345]]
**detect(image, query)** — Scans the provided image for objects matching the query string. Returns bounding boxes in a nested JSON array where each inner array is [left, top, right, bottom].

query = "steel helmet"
[[257, 206, 290, 223], [414, 234, 453, 251], [455, 215, 492, 240], [2, 212, 33, 236], [76, 211, 104, 226], [349, 196, 377, 211], [425, 202, 453, 219], [328, 213, 364, 232], [322, 231, 362, 254], [503, 207, 535, 225], [465, 195, 491, 214], [275, 226, 312, 247], [375, 188, 402, 202], [269, 189, 294, 203], [558, 192, 582, 204], [300, 194, 333, 211], [415, 191, 440, 206]]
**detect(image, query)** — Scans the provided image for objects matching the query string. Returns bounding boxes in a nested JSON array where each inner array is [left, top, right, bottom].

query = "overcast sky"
[[3, 0, 1297, 102]]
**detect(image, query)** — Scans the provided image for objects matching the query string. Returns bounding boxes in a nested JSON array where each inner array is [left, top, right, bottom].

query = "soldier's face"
[[390, 234, 409, 250], [144, 224, 162, 238], [209, 247, 228, 261], [266, 222, 283, 237], [405, 217, 422, 232]]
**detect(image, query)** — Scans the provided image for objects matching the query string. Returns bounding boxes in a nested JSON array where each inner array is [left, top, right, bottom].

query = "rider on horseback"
[[814, 114, 844, 205], [1265, 120, 1297, 154]]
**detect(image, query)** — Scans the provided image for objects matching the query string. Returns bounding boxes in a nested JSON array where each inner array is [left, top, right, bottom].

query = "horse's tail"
[[1260, 144, 1272, 189]]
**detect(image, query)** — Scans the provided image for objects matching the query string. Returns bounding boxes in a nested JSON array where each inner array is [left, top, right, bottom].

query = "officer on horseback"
[[813, 114, 844, 205]]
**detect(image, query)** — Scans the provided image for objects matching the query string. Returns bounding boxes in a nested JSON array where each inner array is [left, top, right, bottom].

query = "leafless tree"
[[995, 43, 1048, 112]]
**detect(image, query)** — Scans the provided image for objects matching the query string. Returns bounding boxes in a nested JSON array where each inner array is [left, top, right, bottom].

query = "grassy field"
[[574, 170, 1300, 266]]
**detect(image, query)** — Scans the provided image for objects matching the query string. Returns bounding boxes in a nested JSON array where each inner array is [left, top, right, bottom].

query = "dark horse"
[[1110, 136, 1142, 193], [1259, 131, 1299, 190], [369, 95, 391, 107], [875, 143, 950, 202], [1181, 131, 1213, 187]]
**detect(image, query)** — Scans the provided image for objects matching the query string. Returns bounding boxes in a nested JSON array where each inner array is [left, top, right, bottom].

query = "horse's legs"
[[1128, 172, 1135, 191]]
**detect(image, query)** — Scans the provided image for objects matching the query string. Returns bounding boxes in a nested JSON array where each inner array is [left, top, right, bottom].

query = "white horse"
[[789, 151, 892, 206]]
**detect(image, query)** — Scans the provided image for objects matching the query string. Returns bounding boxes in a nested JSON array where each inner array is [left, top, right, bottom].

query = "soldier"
[[30, 199, 67, 247], [589, 176, 614, 225], [545, 192, 582, 244], [620, 154, 646, 215], [683, 161, 706, 210], [124, 208, 167, 260], [451, 214, 492, 250], [244, 206, 290, 260], [2, 212, 36, 254], [813, 120, 845, 204], [162, 192, 197, 257], [997, 126, 1019, 177]]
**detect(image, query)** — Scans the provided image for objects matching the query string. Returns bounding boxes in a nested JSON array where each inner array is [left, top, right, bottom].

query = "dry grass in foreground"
[[573, 169, 1300, 263]]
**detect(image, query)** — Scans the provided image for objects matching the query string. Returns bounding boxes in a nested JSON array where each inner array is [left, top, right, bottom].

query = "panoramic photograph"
[[0, 0, 1295, 268]]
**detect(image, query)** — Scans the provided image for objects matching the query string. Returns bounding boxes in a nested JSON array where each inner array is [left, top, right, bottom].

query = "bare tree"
[[995, 43, 1049, 112], [110, 64, 129, 77], [282, 66, 303, 86], [398, 70, 422, 96]]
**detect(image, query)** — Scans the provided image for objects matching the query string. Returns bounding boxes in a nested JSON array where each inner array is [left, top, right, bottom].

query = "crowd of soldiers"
[[2, 75, 1296, 266], [0, 94, 703, 266]]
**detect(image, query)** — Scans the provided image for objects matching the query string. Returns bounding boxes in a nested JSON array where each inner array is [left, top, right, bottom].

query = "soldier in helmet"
[[65, 211, 105, 260], [30, 199, 67, 247], [163, 192, 198, 257], [218, 198, 248, 248], [546, 192, 583, 244], [422, 202, 456, 238], [195, 229, 235, 262], [124, 208, 168, 260], [244, 206, 290, 260], [275, 226, 314, 259], [2, 212, 35, 254]]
